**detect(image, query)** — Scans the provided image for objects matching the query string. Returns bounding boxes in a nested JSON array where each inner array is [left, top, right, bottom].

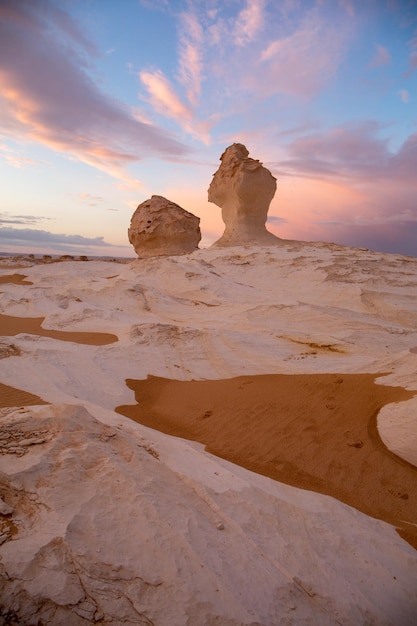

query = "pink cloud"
[[4, 154, 37, 169], [392, 132, 417, 179], [407, 39, 417, 76], [266, 173, 417, 256], [177, 11, 205, 106], [139, 68, 213, 144], [234, 0, 265, 46], [0, 0, 188, 183], [338, 0, 355, 17], [258, 8, 351, 98], [140, 70, 193, 123], [368, 44, 392, 69], [76, 193, 104, 206], [0, 141, 38, 169], [276, 121, 396, 180], [136, 3, 353, 142], [399, 89, 410, 103], [138, 8, 219, 143], [265, 122, 417, 256]]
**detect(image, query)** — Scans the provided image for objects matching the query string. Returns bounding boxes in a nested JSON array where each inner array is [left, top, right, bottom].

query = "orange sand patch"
[[0, 274, 33, 285], [0, 314, 118, 345], [116, 374, 417, 549], [0, 382, 47, 408]]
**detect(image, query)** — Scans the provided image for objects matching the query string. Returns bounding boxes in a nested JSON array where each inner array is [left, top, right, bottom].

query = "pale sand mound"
[[0, 314, 118, 345], [116, 373, 417, 549], [0, 274, 33, 285], [0, 381, 47, 408]]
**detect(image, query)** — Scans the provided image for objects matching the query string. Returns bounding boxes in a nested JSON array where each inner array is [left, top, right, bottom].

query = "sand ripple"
[[117, 373, 417, 548]]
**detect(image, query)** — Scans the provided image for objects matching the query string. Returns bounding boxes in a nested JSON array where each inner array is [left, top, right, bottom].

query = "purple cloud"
[[368, 44, 391, 69], [0, 227, 112, 248], [0, 212, 51, 226], [268, 120, 417, 257], [316, 220, 417, 258], [276, 121, 417, 182], [267, 215, 288, 224], [0, 0, 189, 182]]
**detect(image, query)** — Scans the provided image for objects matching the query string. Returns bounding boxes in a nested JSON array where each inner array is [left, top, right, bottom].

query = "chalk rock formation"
[[128, 195, 201, 257], [2, 402, 417, 626], [208, 143, 280, 246]]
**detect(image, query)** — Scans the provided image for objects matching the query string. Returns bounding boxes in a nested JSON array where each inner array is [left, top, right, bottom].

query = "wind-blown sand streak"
[[0, 274, 33, 285], [0, 314, 118, 345], [117, 373, 417, 548], [0, 381, 47, 408]]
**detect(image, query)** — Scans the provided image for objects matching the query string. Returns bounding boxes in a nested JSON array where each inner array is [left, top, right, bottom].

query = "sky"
[[0, 0, 416, 258]]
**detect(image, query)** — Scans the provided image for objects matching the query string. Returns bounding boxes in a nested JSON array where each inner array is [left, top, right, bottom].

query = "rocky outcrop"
[[1, 404, 254, 626], [128, 195, 201, 257], [208, 143, 280, 246], [2, 401, 417, 626]]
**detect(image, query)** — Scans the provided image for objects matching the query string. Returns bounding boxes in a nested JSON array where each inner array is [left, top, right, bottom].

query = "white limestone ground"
[[1, 241, 417, 625]]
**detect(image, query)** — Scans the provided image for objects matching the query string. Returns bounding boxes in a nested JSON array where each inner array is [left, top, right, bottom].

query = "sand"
[[0, 381, 47, 408], [2, 248, 417, 623], [0, 313, 118, 345], [117, 373, 417, 548], [0, 274, 33, 285]]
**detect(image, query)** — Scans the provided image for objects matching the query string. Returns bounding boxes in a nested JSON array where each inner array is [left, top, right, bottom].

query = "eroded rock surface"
[[128, 195, 201, 257], [1, 403, 417, 625], [208, 143, 280, 246]]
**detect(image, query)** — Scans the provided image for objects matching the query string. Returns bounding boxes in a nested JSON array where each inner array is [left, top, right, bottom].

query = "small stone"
[[347, 440, 363, 449], [0, 498, 14, 515], [74, 601, 97, 620], [18, 437, 46, 447], [216, 522, 224, 530]]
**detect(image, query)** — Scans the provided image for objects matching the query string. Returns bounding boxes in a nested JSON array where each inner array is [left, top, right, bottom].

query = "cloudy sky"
[[1, 0, 416, 257]]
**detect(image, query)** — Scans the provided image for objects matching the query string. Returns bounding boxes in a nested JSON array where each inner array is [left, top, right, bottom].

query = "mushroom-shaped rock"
[[208, 143, 280, 247], [128, 195, 201, 257]]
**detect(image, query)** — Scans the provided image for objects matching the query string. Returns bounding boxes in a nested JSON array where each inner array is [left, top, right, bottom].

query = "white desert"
[[0, 146, 417, 625]]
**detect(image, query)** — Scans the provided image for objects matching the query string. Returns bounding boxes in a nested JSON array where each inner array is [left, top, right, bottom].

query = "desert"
[[2, 1, 417, 622], [1, 237, 417, 625]]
